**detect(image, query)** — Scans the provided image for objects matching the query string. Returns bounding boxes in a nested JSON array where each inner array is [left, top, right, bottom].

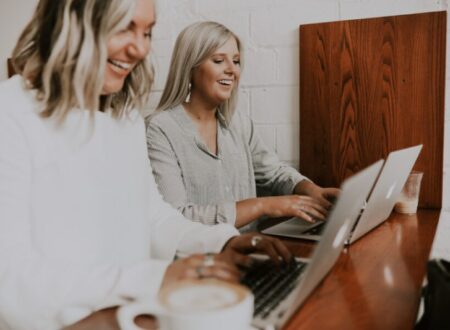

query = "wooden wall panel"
[[300, 11, 446, 209]]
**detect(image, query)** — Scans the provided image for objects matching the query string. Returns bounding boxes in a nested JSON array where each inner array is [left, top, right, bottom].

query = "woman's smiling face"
[[190, 36, 241, 108], [102, 0, 155, 95]]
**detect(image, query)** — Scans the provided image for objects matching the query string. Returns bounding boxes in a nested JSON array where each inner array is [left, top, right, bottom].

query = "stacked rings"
[[196, 253, 215, 279]]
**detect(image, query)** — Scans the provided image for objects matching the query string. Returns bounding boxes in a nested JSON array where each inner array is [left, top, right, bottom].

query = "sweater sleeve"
[[142, 149, 239, 258], [241, 113, 308, 195], [0, 110, 237, 330], [0, 111, 171, 329], [146, 119, 237, 225]]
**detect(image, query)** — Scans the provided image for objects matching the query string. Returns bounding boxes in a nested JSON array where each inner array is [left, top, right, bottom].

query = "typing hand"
[[221, 233, 292, 267], [294, 180, 340, 211], [260, 195, 328, 223], [161, 254, 241, 289]]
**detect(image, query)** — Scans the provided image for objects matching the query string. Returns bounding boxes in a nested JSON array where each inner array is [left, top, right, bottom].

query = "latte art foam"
[[160, 280, 248, 314]]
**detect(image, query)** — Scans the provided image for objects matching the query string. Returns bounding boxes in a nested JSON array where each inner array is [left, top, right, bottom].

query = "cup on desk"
[[117, 279, 253, 330], [394, 171, 423, 215]]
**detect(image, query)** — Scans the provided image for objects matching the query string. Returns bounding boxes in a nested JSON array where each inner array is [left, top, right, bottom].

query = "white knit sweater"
[[0, 76, 238, 330]]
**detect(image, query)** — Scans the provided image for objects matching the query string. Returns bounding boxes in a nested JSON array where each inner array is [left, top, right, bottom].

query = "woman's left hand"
[[219, 233, 292, 267], [294, 180, 340, 210]]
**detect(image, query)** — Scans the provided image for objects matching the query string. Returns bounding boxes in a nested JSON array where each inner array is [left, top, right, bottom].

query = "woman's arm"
[[0, 111, 173, 330], [235, 194, 328, 227]]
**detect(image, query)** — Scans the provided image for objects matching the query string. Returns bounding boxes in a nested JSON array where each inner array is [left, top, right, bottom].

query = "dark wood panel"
[[299, 12, 446, 208]]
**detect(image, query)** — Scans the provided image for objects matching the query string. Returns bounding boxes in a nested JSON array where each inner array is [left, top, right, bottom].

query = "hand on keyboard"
[[220, 233, 293, 269]]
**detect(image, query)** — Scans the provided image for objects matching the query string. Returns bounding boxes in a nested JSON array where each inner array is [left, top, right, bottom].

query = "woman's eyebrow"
[[128, 20, 156, 29]]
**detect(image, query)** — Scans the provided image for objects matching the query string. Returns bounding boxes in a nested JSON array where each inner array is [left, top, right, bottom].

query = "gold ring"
[[251, 235, 263, 248]]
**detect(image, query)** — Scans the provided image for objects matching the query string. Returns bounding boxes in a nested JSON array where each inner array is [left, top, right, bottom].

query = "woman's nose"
[[225, 61, 239, 75], [128, 34, 150, 60]]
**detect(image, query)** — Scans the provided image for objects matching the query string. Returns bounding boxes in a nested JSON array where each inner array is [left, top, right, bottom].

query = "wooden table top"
[[282, 209, 439, 330], [66, 209, 440, 330]]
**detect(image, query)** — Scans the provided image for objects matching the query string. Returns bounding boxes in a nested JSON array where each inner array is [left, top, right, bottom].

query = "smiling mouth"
[[218, 79, 233, 86], [108, 59, 133, 71]]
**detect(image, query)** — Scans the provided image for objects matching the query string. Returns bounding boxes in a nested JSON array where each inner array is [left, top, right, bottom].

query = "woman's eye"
[[144, 32, 152, 39], [233, 60, 241, 65], [213, 59, 224, 64]]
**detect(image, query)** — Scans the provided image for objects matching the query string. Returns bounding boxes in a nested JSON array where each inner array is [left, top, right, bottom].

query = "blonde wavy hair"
[[157, 21, 242, 124], [11, 0, 154, 124]]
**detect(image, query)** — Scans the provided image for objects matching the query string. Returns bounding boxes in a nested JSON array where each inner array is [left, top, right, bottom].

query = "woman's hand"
[[259, 195, 328, 223], [161, 254, 241, 290], [294, 180, 340, 211], [221, 233, 292, 266]]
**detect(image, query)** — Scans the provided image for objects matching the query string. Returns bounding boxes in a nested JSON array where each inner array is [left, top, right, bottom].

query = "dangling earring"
[[185, 83, 191, 103]]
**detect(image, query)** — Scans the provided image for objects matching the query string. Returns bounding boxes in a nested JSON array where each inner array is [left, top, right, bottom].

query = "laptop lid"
[[266, 160, 383, 329], [348, 144, 422, 244]]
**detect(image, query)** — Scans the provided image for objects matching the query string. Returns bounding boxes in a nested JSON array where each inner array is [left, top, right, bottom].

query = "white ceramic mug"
[[117, 279, 254, 330]]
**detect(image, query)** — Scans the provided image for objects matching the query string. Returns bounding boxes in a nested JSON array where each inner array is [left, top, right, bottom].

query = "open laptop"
[[261, 145, 422, 243], [242, 160, 383, 330]]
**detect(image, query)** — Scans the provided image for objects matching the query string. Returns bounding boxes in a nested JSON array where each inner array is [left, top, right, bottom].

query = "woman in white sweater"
[[0, 1, 291, 329]]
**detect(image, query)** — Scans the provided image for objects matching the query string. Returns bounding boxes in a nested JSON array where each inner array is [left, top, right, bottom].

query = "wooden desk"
[[66, 209, 439, 330], [282, 209, 439, 330]]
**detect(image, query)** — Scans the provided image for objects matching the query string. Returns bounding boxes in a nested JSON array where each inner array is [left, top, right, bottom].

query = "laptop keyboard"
[[241, 258, 306, 319]]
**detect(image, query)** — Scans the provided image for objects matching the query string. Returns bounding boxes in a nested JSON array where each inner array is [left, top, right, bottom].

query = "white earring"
[[185, 83, 191, 103]]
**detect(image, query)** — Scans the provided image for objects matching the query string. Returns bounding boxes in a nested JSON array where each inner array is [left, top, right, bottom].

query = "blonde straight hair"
[[157, 21, 242, 124], [11, 0, 154, 124]]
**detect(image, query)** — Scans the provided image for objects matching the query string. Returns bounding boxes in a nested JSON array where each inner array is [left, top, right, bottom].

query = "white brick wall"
[[0, 0, 448, 209]]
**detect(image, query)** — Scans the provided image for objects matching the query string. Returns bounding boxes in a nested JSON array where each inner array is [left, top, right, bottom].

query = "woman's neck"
[[183, 98, 217, 123]]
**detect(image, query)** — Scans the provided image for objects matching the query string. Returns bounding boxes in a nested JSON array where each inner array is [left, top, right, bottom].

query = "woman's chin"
[[101, 81, 125, 95]]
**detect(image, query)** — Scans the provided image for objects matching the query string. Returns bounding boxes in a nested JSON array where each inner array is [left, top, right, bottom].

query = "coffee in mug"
[[117, 279, 253, 330]]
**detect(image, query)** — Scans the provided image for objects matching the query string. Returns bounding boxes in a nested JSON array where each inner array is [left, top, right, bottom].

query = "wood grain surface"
[[299, 12, 446, 208]]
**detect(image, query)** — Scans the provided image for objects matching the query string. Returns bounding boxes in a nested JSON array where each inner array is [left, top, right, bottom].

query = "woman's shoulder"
[[145, 106, 192, 142], [0, 75, 38, 118], [228, 108, 253, 132], [146, 106, 180, 128]]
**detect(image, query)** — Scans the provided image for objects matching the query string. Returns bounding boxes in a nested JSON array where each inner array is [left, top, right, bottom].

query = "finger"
[[257, 239, 283, 265], [213, 259, 242, 276], [203, 265, 241, 283], [184, 254, 206, 266], [217, 250, 253, 269], [294, 209, 316, 223], [293, 196, 329, 216], [270, 238, 292, 263], [324, 188, 341, 200], [178, 266, 201, 280], [231, 233, 259, 254], [299, 204, 326, 220], [320, 188, 341, 208]]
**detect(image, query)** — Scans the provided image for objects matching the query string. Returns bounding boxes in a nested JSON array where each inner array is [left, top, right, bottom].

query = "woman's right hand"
[[260, 195, 328, 223], [160, 254, 241, 290]]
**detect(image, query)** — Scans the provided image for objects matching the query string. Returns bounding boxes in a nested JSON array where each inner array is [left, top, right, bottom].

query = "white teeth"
[[218, 79, 233, 85], [108, 59, 132, 70]]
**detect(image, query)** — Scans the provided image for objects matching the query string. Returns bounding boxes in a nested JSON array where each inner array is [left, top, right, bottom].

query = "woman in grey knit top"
[[146, 21, 339, 228]]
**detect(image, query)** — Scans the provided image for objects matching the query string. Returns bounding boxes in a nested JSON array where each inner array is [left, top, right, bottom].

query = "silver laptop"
[[248, 160, 383, 330], [261, 145, 422, 244]]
